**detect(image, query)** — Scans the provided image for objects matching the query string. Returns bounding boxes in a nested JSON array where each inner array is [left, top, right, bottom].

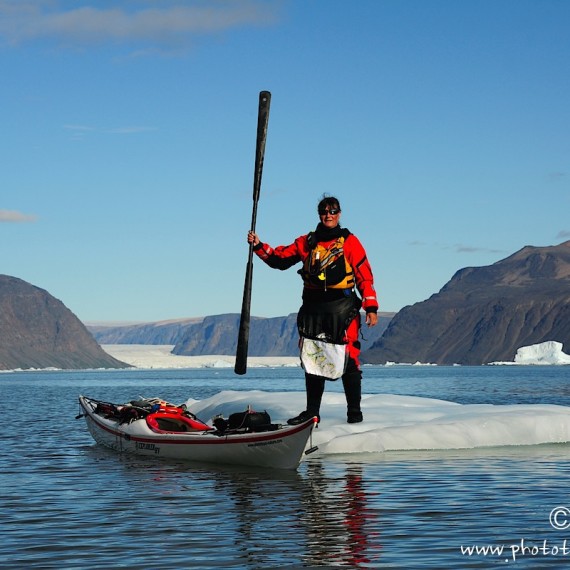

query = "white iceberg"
[[514, 341, 570, 365], [489, 341, 570, 365], [186, 390, 570, 456]]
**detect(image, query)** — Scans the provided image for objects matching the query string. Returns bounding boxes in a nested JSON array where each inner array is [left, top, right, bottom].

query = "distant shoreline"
[[102, 341, 570, 369], [102, 344, 301, 369]]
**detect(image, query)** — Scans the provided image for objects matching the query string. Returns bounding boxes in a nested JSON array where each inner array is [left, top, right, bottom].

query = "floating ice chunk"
[[514, 341, 570, 365], [186, 390, 570, 456]]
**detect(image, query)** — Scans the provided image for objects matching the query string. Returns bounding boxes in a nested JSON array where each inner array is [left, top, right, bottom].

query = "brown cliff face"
[[363, 241, 570, 365], [89, 313, 395, 356], [0, 275, 129, 370]]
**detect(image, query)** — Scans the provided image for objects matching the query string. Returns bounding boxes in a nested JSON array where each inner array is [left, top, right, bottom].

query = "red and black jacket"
[[253, 224, 378, 314]]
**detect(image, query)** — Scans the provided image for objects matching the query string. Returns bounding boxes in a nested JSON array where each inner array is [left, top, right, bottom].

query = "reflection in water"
[[215, 461, 382, 568], [299, 462, 381, 568], [344, 467, 379, 566], [6, 368, 570, 568]]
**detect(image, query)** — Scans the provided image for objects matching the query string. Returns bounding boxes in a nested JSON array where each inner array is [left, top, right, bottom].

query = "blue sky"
[[1, 0, 569, 323]]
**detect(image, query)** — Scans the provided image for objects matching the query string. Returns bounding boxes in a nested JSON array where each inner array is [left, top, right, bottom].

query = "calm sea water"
[[2, 365, 570, 569]]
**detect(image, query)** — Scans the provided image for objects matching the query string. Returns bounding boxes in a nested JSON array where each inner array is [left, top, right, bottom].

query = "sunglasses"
[[318, 208, 340, 216]]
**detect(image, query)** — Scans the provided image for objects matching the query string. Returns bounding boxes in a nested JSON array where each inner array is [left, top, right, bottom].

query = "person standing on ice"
[[247, 195, 378, 424]]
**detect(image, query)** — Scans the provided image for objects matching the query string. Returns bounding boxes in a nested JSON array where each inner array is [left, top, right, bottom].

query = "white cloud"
[[0, 1, 279, 47], [409, 241, 505, 255], [557, 230, 570, 239], [63, 124, 157, 140], [0, 209, 37, 222], [107, 126, 158, 134], [548, 172, 566, 181], [454, 244, 504, 254], [63, 124, 97, 132]]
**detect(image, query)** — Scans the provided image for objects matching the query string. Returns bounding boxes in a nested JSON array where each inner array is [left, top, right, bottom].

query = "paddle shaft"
[[235, 91, 271, 375]]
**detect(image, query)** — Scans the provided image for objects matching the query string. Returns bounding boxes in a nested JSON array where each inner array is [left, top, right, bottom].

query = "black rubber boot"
[[343, 361, 363, 423], [287, 374, 325, 425]]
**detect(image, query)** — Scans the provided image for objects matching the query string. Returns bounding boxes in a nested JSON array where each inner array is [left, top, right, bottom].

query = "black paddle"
[[234, 91, 271, 375]]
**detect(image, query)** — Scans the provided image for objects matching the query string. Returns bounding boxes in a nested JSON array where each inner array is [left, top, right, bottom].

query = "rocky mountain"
[[173, 314, 300, 356], [0, 275, 129, 370], [89, 312, 395, 356], [88, 317, 203, 345], [362, 241, 570, 365]]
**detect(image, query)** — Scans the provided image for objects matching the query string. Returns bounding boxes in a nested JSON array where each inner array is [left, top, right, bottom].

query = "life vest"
[[300, 229, 355, 290]]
